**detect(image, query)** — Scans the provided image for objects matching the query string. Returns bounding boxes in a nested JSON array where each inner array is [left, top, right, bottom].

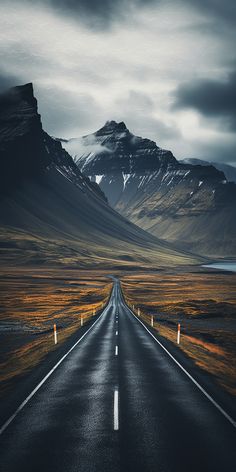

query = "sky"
[[0, 0, 235, 165]]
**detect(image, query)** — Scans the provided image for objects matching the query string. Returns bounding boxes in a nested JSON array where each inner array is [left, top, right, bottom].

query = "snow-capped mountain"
[[0, 85, 195, 268], [62, 121, 236, 257]]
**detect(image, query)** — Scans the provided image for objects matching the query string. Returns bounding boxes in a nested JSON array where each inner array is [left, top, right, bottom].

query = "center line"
[[114, 390, 119, 431], [115, 345, 118, 356]]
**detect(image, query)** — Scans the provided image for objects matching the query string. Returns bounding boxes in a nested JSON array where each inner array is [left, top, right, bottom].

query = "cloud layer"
[[174, 71, 236, 131], [0, 0, 235, 164]]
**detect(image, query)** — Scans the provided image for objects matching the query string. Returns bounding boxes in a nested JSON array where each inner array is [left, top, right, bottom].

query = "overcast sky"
[[0, 0, 235, 164]]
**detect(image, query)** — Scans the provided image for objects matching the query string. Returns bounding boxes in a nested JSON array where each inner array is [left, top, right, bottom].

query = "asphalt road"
[[0, 280, 236, 472]]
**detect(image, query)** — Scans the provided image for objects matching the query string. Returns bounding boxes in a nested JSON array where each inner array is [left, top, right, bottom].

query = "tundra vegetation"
[[121, 270, 236, 395]]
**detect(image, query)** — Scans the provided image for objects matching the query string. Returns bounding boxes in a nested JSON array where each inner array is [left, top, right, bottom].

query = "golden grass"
[[122, 271, 236, 395], [0, 224, 201, 271], [0, 268, 112, 395]]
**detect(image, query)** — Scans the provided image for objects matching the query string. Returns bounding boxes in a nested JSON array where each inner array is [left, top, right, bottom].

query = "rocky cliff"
[[0, 86, 196, 268]]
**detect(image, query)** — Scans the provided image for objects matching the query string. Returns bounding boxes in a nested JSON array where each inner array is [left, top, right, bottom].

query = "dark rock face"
[[64, 121, 236, 256], [0, 83, 105, 200], [0, 84, 196, 268], [75, 120, 176, 176], [0, 83, 51, 186]]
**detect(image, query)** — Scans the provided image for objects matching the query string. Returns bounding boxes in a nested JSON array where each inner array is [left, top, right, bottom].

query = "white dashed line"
[[114, 390, 119, 431]]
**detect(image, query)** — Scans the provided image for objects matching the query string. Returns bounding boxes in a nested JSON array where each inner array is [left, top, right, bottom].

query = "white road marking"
[[0, 305, 109, 436], [114, 390, 119, 430], [115, 345, 118, 356], [129, 307, 236, 429], [116, 331, 118, 335]]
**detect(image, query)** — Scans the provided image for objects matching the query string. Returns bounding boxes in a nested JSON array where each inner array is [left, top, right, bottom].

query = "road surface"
[[0, 279, 236, 472]]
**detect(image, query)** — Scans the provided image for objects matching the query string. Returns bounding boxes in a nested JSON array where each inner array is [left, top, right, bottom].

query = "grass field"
[[0, 268, 112, 396], [121, 270, 236, 395], [1, 266, 236, 399]]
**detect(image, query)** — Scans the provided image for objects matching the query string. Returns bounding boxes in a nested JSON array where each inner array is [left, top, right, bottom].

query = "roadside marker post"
[[151, 316, 154, 327], [93, 308, 95, 316], [81, 316, 83, 327], [138, 308, 140, 317], [54, 324, 57, 345], [177, 323, 181, 345]]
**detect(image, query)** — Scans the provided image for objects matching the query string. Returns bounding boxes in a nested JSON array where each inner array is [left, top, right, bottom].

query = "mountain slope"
[[180, 158, 236, 184], [64, 121, 236, 257], [0, 85, 197, 269]]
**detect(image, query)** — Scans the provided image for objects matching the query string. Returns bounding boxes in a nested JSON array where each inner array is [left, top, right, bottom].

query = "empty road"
[[0, 280, 236, 472]]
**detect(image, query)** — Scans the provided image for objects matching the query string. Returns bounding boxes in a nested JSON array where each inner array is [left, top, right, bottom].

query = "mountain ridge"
[[180, 158, 236, 184], [63, 121, 236, 257], [0, 85, 198, 268]]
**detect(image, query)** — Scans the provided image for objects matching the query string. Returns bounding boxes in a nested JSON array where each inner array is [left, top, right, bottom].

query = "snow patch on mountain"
[[122, 173, 131, 189], [95, 175, 104, 185]]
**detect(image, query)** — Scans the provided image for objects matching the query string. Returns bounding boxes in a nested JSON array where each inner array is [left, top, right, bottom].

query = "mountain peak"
[[0, 83, 38, 131], [96, 120, 128, 135], [13, 82, 34, 100], [0, 82, 48, 188], [0, 82, 36, 107]]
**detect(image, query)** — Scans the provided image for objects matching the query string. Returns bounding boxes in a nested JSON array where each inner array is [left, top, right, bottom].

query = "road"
[[0, 279, 236, 472]]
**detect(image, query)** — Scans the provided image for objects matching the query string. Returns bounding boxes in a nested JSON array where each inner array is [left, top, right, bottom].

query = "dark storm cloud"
[[186, 0, 236, 24], [36, 0, 157, 28], [2, 0, 236, 30], [38, 0, 236, 27], [174, 70, 236, 130], [1, 0, 235, 164]]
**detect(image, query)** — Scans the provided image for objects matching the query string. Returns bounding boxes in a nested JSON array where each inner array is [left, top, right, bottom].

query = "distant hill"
[[180, 158, 236, 184]]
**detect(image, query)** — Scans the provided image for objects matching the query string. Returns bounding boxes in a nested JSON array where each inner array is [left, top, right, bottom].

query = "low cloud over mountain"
[[65, 120, 236, 257]]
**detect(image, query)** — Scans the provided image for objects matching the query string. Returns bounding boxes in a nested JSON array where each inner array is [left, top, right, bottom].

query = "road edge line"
[[127, 306, 236, 429], [0, 305, 109, 436]]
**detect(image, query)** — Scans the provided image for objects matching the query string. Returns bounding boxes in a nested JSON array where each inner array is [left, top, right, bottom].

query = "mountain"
[[180, 158, 236, 184], [63, 121, 236, 257], [0, 85, 196, 269]]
